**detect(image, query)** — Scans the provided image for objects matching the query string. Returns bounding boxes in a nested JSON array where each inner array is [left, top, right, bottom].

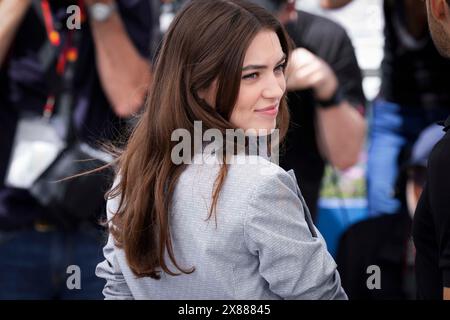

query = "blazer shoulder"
[[227, 155, 298, 192]]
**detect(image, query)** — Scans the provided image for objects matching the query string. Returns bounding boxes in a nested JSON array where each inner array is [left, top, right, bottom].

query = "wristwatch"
[[88, 2, 117, 22], [317, 88, 343, 109]]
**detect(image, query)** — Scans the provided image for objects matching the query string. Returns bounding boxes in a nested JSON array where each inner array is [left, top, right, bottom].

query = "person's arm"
[[0, 0, 31, 67], [85, 0, 152, 118], [244, 166, 347, 300], [96, 232, 134, 300], [320, 0, 354, 9], [445, 287, 450, 300], [286, 48, 366, 170], [315, 101, 366, 170], [95, 193, 134, 300]]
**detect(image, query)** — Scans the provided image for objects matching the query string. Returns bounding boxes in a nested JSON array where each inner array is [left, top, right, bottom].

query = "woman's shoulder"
[[226, 155, 299, 193], [182, 154, 299, 196]]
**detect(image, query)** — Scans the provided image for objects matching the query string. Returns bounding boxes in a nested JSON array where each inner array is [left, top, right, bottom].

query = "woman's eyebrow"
[[242, 54, 287, 71]]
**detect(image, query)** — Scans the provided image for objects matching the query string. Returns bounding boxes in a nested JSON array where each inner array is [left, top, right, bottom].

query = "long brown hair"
[[109, 0, 292, 279]]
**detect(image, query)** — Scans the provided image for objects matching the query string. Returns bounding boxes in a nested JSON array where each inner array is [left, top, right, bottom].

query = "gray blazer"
[[95, 155, 347, 300]]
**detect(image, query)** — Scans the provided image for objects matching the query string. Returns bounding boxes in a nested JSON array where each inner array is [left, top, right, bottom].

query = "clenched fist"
[[286, 48, 338, 101]]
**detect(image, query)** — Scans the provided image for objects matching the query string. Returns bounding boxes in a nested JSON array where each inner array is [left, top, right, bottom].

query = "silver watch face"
[[91, 3, 113, 22]]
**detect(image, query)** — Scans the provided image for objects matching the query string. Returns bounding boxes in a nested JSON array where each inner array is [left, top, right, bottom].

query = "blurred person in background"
[[321, 0, 450, 219], [413, 0, 450, 300], [249, 0, 366, 221], [336, 124, 444, 300], [0, 0, 156, 299]]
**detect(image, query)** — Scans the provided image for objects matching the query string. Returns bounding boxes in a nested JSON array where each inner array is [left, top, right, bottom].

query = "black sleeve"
[[295, 11, 366, 111], [117, 0, 160, 62], [427, 133, 450, 287], [328, 31, 366, 111]]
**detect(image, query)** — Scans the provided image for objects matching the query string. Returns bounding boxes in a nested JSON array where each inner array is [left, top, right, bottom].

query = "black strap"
[[32, 0, 60, 80], [31, 0, 84, 144], [57, 30, 84, 144]]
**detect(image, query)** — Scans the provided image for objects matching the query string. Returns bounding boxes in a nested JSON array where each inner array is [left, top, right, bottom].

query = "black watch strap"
[[317, 89, 343, 109]]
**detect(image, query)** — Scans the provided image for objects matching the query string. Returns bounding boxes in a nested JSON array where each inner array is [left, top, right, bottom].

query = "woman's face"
[[232, 30, 286, 133], [231, 30, 287, 133]]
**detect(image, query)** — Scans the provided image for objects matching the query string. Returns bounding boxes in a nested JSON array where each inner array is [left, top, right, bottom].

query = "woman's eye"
[[274, 63, 286, 73], [242, 73, 258, 80]]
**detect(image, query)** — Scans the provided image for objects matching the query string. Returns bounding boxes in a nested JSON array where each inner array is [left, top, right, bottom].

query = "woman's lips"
[[254, 105, 279, 117]]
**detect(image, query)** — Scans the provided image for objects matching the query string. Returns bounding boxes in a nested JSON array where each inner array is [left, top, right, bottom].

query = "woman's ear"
[[444, 0, 450, 25], [429, 0, 447, 21]]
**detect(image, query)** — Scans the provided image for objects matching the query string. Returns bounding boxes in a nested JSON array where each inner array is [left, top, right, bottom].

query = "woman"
[[95, 0, 347, 300]]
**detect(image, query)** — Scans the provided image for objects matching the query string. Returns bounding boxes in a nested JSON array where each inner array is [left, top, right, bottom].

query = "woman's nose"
[[262, 74, 285, 100]]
